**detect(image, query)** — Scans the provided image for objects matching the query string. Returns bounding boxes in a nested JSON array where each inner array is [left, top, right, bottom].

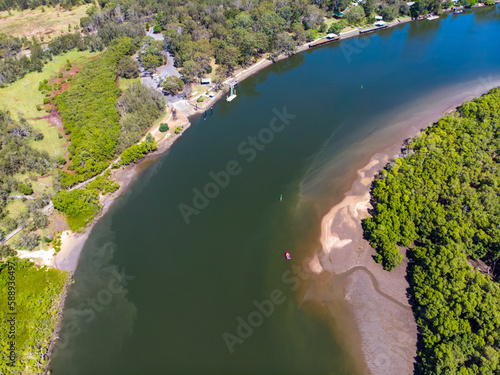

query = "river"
[[51, 7, 500, 375]]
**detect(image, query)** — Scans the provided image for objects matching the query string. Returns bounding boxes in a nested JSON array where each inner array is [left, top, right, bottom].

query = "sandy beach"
[[310, 81, 500, 374], [31, 8, 500, 372], [51, 109, 190, 273]]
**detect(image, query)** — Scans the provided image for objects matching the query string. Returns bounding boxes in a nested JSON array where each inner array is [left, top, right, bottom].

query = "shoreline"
[[183, 16, 413, 116], [51, 111, 190, 273], [38, 6, 498, 371], [312, 86, 500, 374]]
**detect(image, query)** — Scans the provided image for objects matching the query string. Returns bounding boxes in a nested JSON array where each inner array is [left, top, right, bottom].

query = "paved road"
[[141, 28, 183, 103]]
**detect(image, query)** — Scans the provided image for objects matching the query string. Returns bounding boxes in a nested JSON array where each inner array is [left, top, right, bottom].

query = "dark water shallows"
[[51, 8, 500, 375]]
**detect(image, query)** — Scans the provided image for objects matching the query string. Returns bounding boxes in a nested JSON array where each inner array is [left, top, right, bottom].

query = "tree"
[[217, 45, 239, 74], [344, 6, 365, 25], [409, 1, 423, 18], [159, 123, 169, 132], [118, 56, 139, 78], [272, 32, 297, 59], [32, 212, 49, 229], [142, 53, 162, 71], [328, 21, 344, 34], [362, 0, 376, 17], [182, 60, 200, 83], [291, 22, 307, 45], [16, 231, 40, 251], [162, 76, 185, 94], [212, 75, 224, 91], [378, 4, 399, 21]]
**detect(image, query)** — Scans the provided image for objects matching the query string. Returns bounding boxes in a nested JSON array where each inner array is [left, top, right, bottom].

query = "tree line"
[[363, 88, 500, 373]]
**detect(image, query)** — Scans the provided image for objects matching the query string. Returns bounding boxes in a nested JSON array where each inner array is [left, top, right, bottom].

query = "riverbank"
[[182, 16, 413, 116], [52, 108, 190, 273], [313, 82, 500, 374]]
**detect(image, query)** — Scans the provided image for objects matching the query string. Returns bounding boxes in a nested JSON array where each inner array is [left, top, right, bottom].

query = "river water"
[[51, 7, 500, 375]]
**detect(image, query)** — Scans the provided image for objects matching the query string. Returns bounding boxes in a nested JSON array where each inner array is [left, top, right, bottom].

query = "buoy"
[[280, 194, 283, 201], [285, 251, 291, 260]]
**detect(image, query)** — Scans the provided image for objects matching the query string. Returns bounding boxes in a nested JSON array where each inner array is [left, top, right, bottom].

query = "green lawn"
[[0, 4, 90, 39], [0, 49, 96, 159], [119, 76, 141, 91]]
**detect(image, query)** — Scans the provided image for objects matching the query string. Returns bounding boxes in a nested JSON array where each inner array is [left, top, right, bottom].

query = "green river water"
[[51, 7, 500, 375]]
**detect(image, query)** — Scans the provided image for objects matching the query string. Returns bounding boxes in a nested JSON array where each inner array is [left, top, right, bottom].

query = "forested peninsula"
[[363, 88, 500, 373]]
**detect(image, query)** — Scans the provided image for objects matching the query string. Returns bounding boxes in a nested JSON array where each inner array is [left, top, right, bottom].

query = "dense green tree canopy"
[[363, 88, 500, 373]]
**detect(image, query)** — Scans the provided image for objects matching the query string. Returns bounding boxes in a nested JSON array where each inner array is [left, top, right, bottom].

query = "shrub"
[[153, 25, 161, 33], [16, 231, 40, 250], [119, 135, 158, 165], [159, 123, 169, 132], [36, 105, 42, 111], [197, 96, 204, 103], [43, 97, 50, 104], [162, 76, 185, 94], [18, 183, 33, 195], [53, 189, 101, 231], [0, 244, 14, 258], [175, 127, 182, 134]]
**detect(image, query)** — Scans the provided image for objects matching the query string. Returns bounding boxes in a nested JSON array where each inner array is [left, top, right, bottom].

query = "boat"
[[453, 9, 465, 14], [285, 252, 291, 260]]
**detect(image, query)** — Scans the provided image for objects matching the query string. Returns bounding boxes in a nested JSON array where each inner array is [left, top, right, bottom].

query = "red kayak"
[[285, 252, 291, 260]]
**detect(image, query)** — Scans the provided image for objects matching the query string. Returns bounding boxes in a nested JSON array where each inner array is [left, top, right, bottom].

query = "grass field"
[[119, 76, 141, 91], [0, 49, 96, 158], [0, 4, 89, 39]]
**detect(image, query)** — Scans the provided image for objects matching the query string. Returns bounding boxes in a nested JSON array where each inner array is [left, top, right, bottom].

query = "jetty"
[[359, 24, 388, 34], [226, 81, 237, 102], [309, 35, 340, 48]]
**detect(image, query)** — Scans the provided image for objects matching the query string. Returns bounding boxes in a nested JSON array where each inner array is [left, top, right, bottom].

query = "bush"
[[36, 105, 42, 111], [159, 123, 169, 132], [153, 25, 161, 33], [18, 183, 33, 195], [33, 212, 49, 229], [328, 22, 344, 34], [16, 232, 40, 250], [175, 127, 182, 134], [197, 96, 204, 103], [306, 29, 318, 42], [43, 97, 50, 104], [0, 244, 14, 258], [58, 72, 63, 78], [118, 56, 140, 79], [119, 135, 158, 165], [162, 76, 185, 94], [53, 189, 101, 231]]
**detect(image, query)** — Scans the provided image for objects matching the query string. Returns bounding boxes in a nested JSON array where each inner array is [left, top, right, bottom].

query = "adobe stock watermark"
[[178, 106, 296, 224], [222, 258, 311, 354], [51, 267, 134, 357], [341, 36, 371, 63]]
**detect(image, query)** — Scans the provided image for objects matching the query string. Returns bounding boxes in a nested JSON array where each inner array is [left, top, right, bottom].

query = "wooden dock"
[[359, 25, 388, 34], [309, 37, 340, 48]]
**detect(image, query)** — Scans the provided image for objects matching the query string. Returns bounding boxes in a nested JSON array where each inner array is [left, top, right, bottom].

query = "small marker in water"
[[280, 194, 283, 201], [361, 85, 364, 89]]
